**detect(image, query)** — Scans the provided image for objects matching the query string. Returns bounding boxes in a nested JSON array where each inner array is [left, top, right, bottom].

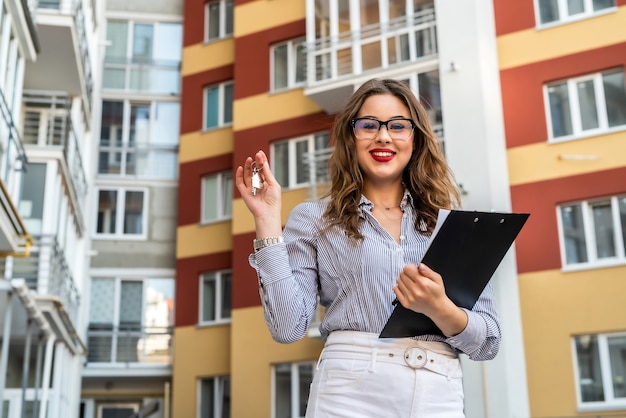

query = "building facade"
[[173, 0, 544, 417], [1, 0, 100, 416], [496, 0, 626, 416], [78, 0, 183, 416]]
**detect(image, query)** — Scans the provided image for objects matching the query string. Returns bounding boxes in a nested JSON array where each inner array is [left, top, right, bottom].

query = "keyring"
[[251, 161, 263, 196]]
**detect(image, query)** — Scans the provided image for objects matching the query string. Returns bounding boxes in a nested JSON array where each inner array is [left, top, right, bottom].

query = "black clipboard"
[[379, 209, 529, 338]]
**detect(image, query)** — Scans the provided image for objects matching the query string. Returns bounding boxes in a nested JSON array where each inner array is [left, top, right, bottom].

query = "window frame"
[[557, 194, 626, 271], [204, 0, 234, 42], [544, 69, 626, 143], [572, 332, 626, 411], [271, 36, 307, 92], [272, 361, 316, 418], [198, 375, 231, 418], [94, 187, 149, 240], [534, 0, 616, 27], [270, 132, 331, 190], [199, 270, 232, 325], [201, 171, 233, 223], [203, 81, 233, 130], [98, 98, 180, 179]]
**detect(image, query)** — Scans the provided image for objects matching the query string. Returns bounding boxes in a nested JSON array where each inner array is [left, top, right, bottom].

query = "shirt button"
[[400, 235, 405, 240]]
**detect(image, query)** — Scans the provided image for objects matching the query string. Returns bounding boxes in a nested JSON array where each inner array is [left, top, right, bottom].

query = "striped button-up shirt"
[[250, 195, 501, 361]]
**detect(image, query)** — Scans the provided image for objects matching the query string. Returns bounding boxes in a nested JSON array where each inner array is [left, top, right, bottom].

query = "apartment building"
[[496, 0, 626, 416], [79, 0, 183, 417], [174, 0, 533, 417], [1, 0, 100, 416]]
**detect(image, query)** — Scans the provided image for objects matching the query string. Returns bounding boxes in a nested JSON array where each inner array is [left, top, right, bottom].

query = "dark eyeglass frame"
[[350, 117, 416, 140]]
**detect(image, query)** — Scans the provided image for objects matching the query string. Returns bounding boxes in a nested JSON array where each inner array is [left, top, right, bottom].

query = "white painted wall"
[[435, 0, 530, 417]]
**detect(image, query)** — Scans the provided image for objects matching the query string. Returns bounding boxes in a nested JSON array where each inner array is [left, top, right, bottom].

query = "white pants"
[[305, 331, 464, 418]]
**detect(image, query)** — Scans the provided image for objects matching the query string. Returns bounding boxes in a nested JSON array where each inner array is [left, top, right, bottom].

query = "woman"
[[235, 78, 500, 417]]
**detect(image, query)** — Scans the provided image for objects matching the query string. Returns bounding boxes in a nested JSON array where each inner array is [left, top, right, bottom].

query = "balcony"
[[102, 56, 182, 95], [83, 325, 173, 376], [24, 0, 94, 119], [0, 234, 85, 354], [22, 91, 88, 235], [304, 7, 438, 113]]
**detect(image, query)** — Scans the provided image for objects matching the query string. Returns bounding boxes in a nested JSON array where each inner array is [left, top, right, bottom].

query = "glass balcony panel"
[[87, 335, 113, 362], [337, 48, 353, 76], [103, 68, 126, 89], [361, 42, 382, 71]]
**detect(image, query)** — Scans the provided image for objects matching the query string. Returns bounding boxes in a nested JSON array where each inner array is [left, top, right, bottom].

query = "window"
[[200, 271, 232, 324], [206, 0, 234, 42], [199, 376, 231, 418], [546, 69, 626, 141], [273, 362, 315, 418], [573, 332, 626, 409], [87, 277, 174, 364], [272, 37, 306, 91], [202, 171, 233, 222], [204, 82, 233, 130], [99, 100, 179, 179], [536, 0, 615, 26], [271, 132, 331, 189], [95, 188, 147, 238], [103, 20, 182, 94], [18, 163, 46, 235], [558, 195, 626, 268]]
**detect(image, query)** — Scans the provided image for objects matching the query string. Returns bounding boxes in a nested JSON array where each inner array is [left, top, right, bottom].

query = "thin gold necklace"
[[374, 205, 403, 221]]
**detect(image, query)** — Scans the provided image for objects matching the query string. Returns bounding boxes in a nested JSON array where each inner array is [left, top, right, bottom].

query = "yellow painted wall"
[[233, 90, 322, 131], [182, 38, 235, 76], [235, 0, 305, 38], [179, 127, 233, 164], [519, 266, 626, 416], [230, 306, 324, 418], [507, 131, 626, 186], [172, 324, 231, 418], [177, 221, 232, 258], [497, 6, 626, 70]]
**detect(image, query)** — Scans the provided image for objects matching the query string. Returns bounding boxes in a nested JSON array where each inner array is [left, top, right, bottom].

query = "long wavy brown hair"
[[322, 78, 461, 241]]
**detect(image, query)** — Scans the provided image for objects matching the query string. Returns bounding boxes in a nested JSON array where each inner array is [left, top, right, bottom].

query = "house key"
[[251, 163, 262, 196]]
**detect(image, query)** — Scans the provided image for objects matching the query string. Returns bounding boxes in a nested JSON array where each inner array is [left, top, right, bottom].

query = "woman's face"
[[353, 94, 415, 186]]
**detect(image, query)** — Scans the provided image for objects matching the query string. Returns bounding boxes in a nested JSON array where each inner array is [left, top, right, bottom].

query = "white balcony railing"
[[307, 8, 437, 87], [86, 325, 173, 366]]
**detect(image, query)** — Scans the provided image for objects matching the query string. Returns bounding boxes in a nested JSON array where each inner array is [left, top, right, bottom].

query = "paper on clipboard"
[[379, 209, 529, 338]]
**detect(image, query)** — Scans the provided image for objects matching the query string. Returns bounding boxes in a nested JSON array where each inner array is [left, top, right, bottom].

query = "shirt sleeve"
[[248, 203, 320, 344], [443, 282, 501, 360]]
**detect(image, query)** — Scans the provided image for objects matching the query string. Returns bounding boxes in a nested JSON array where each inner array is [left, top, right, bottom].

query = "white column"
[[39, 336, 56, 418], [434, 0, 530, 417]]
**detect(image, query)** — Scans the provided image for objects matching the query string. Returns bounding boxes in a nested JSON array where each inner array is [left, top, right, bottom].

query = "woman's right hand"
[[235, 150, 283, 232]]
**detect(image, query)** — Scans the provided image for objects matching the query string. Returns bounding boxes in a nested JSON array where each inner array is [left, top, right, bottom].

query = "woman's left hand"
[[393, 263, 468, 337]]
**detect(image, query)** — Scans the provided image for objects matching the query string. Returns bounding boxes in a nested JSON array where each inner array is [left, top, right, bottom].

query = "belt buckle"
[[404, 346, 427, 369]]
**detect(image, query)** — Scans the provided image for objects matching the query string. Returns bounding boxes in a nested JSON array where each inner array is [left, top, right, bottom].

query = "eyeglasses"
[[350, 117, 415, 141]]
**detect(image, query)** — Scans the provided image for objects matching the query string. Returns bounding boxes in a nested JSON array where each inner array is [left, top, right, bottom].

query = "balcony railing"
[[22, 92, 88, 233], [307, 7, 437, 86], [102, 56, 181, 95], [0, 234, 81, 323], [86, 325, 173, 366]]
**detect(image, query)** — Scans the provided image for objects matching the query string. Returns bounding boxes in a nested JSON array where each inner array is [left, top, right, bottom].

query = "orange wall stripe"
[[512, 166, 626, 273], [181, 64, 234, 135], [175, 250, 232, 327], [500, 43, 626, 149], [493, 0, 535, 36], [178, 154, 232, 226], [233, 19, 305, 99]]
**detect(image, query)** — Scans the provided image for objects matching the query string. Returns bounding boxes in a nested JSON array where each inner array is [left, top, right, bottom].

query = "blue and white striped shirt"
[[249, 194, 501, 361]]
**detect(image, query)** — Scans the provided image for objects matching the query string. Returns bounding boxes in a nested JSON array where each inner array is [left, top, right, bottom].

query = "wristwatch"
[[253, 236, 284, 252]]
